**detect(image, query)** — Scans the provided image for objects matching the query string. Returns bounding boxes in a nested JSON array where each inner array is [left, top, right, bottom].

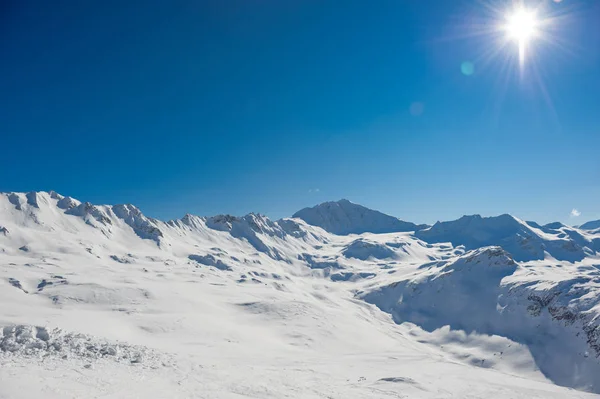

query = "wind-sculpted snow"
[[2, 192, 600, 397], [293, 199, 427, 235]]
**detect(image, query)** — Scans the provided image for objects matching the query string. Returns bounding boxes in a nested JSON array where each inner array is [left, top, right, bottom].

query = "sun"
[[504, 7, 539, 65], [506, 8, 538, 42]]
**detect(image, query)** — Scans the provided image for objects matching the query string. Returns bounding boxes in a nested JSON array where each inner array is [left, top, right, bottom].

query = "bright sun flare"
[[505, 7, 539, 65]]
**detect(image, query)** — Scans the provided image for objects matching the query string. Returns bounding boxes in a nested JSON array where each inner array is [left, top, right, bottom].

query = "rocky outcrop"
[[111, 204, 163, 244], [7, 193, 23, 210], [188, 254, 232, 271], [66, 202, 112, 226], [57, 196, 80, 210]]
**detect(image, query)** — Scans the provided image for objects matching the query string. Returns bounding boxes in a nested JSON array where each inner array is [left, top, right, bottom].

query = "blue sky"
[[1, 0, 599, 224]]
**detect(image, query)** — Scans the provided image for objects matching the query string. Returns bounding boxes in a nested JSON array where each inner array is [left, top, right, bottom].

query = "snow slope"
[[1, 192, 600, 398], [293, 199, 428, 235]]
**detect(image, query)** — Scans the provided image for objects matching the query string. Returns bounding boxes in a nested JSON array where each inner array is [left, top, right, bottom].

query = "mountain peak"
[[292, 200, 425, 235], [336, 198, 353, 204]]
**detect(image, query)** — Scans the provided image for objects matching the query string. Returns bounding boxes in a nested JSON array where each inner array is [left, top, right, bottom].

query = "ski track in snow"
[[1, 192, 600, 398]]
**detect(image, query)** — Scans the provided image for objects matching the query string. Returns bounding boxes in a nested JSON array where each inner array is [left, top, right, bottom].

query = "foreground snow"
[[1, 192, 599, 398]]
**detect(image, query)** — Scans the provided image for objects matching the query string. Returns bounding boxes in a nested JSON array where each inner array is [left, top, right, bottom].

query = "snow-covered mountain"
[[581, 220, 600, 231], [293, 199, 428, 235], [416, 214, 600, 261], [2, 191, 600, 398]]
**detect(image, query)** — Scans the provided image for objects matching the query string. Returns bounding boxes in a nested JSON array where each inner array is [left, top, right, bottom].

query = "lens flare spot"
[[461, 61, 475, 76]]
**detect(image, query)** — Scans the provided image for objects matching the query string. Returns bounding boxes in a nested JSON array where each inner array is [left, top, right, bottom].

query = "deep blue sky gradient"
[[1, 0, 599, 224]]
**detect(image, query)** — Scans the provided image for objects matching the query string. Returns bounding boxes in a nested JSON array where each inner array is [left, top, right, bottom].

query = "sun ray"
[[529, 51, 562, 130], [489, 49, 518, 126], [474, 39, 511, 69]]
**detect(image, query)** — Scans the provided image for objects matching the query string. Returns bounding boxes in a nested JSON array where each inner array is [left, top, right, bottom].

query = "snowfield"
[[1, 192, 600, 398]]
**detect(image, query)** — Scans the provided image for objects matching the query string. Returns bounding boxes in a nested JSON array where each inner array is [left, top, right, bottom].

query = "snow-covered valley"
[[2, 191, 600, 398]]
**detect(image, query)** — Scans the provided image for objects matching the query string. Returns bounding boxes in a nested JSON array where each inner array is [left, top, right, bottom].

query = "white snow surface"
[[1, 191, 600, 398]]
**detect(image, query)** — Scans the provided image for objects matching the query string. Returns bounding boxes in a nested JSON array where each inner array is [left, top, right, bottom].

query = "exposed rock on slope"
[[65, 202, 113, 227], [112, 204, 163, 244], [188, 254, 232, 271]]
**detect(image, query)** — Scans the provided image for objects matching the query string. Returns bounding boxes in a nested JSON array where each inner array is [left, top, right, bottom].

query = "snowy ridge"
[[416, 213, 599, 261], [2, 191, 600, 397]]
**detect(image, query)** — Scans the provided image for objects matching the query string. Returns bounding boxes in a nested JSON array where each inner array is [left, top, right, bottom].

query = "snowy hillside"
[[362, 246, 600, 390], [293, 199, 428, 235], [1, 192, 600, 398]]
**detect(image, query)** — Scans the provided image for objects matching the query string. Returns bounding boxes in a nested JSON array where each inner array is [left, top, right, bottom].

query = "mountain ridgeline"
[[3, 192, 600, 393]]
